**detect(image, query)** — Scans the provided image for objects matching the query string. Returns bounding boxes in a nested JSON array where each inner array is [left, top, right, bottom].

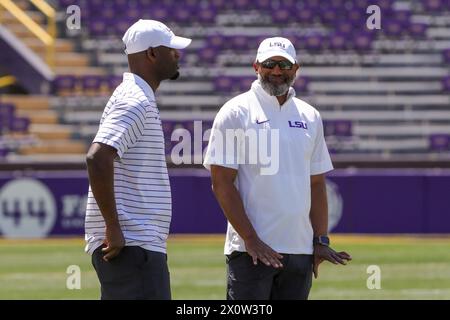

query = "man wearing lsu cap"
[[85, 19, 191, 300], [203, 37, 352, 299]]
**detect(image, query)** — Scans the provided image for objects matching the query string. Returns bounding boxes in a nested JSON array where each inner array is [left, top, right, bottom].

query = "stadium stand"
[[0, 0, 449, 166]]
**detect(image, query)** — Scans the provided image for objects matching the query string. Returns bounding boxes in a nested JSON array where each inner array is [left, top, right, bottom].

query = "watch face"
[[320, 236, 330, 245], [314, 236, 330, 246]]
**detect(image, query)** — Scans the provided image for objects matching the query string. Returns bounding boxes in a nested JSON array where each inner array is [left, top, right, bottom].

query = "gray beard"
[[258, 73, 294, 96]]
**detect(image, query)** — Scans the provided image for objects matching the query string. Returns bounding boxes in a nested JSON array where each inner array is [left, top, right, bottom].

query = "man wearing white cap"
[[204, 37, 351, 299], [85, 19, 191, 300]]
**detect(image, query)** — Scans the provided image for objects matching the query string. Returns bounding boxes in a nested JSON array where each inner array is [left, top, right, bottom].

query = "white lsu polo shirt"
[[203, 80, 333, 255]]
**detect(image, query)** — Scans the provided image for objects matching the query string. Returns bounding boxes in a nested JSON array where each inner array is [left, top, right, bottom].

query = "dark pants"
[[92, 245, 171, 300], [226, 252, 313, 300]]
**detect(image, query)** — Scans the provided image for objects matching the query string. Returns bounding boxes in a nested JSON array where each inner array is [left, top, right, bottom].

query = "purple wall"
[[0, 169, 449, 238]]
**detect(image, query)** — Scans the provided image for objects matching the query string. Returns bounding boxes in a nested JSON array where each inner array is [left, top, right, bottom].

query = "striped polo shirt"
[[85, 72, 171, 255]]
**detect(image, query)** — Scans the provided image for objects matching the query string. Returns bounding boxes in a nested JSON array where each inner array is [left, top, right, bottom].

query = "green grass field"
[[1, 235, 450, 300]]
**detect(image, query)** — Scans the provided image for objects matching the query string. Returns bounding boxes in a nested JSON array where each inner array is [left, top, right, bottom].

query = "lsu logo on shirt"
[[288, 120, 308, 130]]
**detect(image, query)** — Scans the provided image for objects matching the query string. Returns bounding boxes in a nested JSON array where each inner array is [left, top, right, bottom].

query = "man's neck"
[[130, 69, 160, 92], [276, 93, 288, 106]]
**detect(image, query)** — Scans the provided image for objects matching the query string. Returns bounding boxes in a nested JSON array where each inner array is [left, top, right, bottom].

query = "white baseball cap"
[[256, 37, 297, 64], [122, 19, 192, 54]]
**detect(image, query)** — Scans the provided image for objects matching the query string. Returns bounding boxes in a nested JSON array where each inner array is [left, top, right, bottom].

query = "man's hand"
[[102, 223, 125, 262], [313, 245, 352, 278], [245, 236, 284, 268]]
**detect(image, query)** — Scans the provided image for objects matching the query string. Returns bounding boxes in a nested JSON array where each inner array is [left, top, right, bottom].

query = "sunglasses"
[[260, 59, 294, 70]]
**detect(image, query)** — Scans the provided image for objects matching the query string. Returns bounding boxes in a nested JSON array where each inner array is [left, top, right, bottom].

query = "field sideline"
[[1, 234, 450, 300]]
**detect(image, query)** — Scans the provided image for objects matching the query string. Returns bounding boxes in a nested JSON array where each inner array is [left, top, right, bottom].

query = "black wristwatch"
[[313, 235, 330, 246]]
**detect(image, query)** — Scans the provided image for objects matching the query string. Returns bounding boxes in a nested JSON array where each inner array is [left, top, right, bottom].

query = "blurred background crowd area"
[[0, 0, 450, 169]]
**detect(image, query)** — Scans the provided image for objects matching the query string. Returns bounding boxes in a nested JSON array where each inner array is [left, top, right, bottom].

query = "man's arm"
[[310, 174, 351, 278], [86, 142, 125, 261], [310, 174, 329, 237], [210, 165, 283, 268]]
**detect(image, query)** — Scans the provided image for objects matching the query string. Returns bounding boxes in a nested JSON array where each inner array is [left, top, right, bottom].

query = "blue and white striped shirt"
[[85, 72, 171, 255]]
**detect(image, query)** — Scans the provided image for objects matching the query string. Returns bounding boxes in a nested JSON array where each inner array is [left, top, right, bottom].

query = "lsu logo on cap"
[[269, 41, 286, 49]]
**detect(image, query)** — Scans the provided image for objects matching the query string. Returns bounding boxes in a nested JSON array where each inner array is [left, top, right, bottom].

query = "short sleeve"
[[203, 104, 242, 171], [310, 112, 334, 175], [93, 100, 146, 158]]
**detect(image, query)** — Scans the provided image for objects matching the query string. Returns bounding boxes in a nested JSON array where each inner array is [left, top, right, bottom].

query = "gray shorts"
[[92, 245, 171, 300], [226, 252, 313, 300]]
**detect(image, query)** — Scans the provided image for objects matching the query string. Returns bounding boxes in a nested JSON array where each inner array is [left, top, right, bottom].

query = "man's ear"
[[146, 47, 157, 62], [253, 62, 259, 74]]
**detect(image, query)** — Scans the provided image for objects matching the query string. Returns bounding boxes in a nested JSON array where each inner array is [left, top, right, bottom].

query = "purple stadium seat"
[[206, 34, 227, 49], [324, 120, 352, 137], [101, 6, 116, 21], [231, 36, 252, 51], [10, 117, 30, 133], [353, 32, 373, 51], [346, 8, 365, 26], [422, 0, 445, 12], [326, 0, 346, 8], [213, 76, 234, 92], [376, 0, 393, 10], [86, 0, 103, 7], [442, 49, 450, 64], [323, 121, 334, 137], [172, 5, 196, 24], [198, 47, 219, 64], [239, 76, 256, 91], [208, 0, 228, 9], [246, 36, 265, 52], [271, 8, 294, 24], [82, 75, 105, 96], [0, 103, 15, 133], [334, 120, 353, 136], [149, 5, 170, 21], [295, 7, 315, 24], [294, 77, 309, 93], [409, 23, 428, 39], [110, 1, 128, 13], [383, 20, 403, 37], [108, 75, 123, 92], [88, 19, 108, 37], [0, 103, 15, 118], [328, 33, 348, 50], [320, 8, 340, 25], [390, 9, 412, 25], [429, 134, 450, 151], [197, 6, 217, 24], [442, 76, 450, 92], [0, 147, 9, 158], [125, 7, 141, 21], [233, 0, 253, 10], [252, 0, 273, 11], [184, 0, 203, 6], [304, 34, 325, 51], [352, 0, 371, 9], [115, 18, 135, 37], [115, 0, 130, 8], [57, 0, 82, 7], [53, 75, 78, 96], [336, 21, 353, 35]]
